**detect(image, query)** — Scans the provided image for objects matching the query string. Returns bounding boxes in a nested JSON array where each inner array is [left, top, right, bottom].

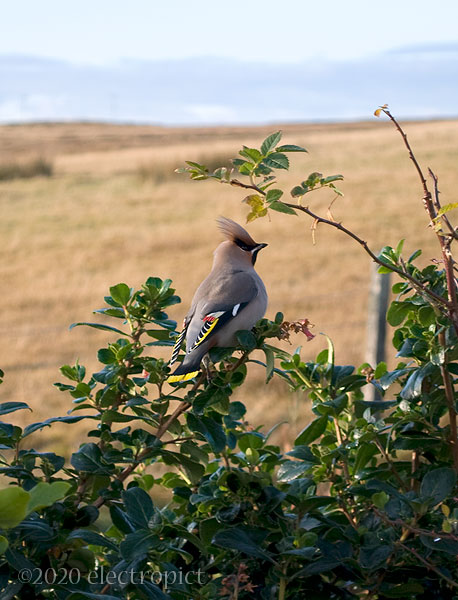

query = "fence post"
[[365, 261, 391, 401]]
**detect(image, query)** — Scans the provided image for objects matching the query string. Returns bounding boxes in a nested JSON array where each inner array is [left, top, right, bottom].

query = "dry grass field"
[[1, 118, 458, 454]]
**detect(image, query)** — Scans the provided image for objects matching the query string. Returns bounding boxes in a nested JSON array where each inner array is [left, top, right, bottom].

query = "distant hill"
[[0, 44, 458, 125]]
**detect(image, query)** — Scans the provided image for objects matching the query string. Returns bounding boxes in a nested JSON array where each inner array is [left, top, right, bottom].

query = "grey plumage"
[[168, 217, 268, 382]]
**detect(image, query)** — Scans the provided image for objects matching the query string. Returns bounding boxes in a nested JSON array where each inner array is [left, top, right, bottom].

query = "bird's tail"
[[167, 352, 203, 383]]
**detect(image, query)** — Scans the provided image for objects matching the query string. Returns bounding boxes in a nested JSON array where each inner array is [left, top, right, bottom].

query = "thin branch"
[[374, 509, 458, 542], [382, 109, 436, 223], [282, 202, 450, 309], [230, 178, 265, 195], [399, 542, 458, 589]]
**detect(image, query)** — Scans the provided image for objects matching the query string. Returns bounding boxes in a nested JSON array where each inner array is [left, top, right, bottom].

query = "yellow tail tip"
[[167, 370, 199, 383]]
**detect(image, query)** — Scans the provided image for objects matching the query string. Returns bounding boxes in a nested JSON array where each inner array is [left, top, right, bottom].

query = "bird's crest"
[[217, 216, 257, 248]]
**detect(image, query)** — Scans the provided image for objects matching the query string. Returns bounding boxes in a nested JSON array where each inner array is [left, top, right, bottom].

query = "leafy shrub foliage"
[[1, 111, 457, 599]]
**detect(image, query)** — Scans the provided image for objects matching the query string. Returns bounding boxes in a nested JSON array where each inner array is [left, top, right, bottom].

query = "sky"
[[1, 0, 457, 124], [3, 0, 458, 65]]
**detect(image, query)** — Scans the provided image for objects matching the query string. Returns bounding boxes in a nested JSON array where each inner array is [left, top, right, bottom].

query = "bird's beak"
[[250, 243, 268, 265]]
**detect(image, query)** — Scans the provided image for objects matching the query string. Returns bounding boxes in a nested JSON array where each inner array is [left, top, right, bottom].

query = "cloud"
[[0, 44, 457, 125]]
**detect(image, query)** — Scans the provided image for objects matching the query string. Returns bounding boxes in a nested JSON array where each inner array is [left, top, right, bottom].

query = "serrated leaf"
[[265, 188, 283, 203], [269, 201, 297, 215], [261, 131, 282, 155], [263, 153, 289, 170]]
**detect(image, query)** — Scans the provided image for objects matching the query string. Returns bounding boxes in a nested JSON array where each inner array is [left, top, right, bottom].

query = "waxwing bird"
[[167, 217, 268, 383]]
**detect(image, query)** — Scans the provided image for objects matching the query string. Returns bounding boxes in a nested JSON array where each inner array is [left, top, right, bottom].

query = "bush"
[[0, 157, 53, 181], [0, 111, 457, 599]]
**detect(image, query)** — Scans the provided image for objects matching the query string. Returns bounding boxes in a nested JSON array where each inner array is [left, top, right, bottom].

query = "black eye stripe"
[[235, 238, 254, 251]]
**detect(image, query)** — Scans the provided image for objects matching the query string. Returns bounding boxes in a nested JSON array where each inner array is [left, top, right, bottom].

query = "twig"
[[399, 542, 458, 589], [374, 509, 458, 542], [282, 202, 449, 310], [382, 109, 436, 223]]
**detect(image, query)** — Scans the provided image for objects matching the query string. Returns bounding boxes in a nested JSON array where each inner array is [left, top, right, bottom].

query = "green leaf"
[[0, 487, 30, 529], [277, 460, 311, 482], [212, 527, 273, 561], [269, 201, 297, 215], [120, 530, 161, 561], [261, 131, 282, 155], [359, 544, 393, 569], [291, 184, 306, 198], [321, 174, 344, 184], [265, 189, 283, 203], [395, 238, 405, 257], [295, 415, 328, 445], [97, 348, 117, 364], [0, 535, 8, 554], [69, 322, 129, 336], [400, 363, 435, 400], [236, 330, 257, 350], [187, 413, 226, 453], [407, 249, 422, 263], [264, 347, 275, 382], [420, 467, 456, 504], [354, 443, 378, 474], [436, 202, 458, 217], [23, 414, 95, 438], [239, 146, 262, 162], [276, 144, 307, 153], [67, 529, 118, 552], [123, 486, 154, 529], [374, 362, 387, 379], [109, 283, 132, 306], [386, 301, 412, 327], [263, 152, 290, 170], [0, 402, 31, 416], [27, 481, 71, 513], [71, 443, 115, 475], [371, 491, 390, 509], [419, 534, 458, 555], [380, 583, 425, 598]]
